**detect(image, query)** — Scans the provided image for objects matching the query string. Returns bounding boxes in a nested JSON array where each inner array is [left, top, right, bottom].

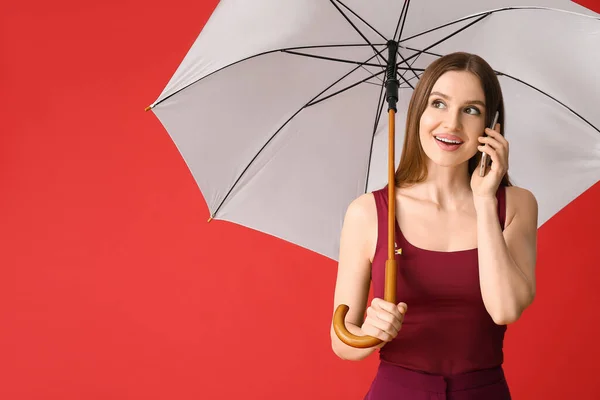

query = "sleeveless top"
[[371, 185, 507, 376]]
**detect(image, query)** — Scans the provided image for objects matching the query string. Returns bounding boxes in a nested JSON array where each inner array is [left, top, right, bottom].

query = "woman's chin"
[[424, 152, 473, 169]]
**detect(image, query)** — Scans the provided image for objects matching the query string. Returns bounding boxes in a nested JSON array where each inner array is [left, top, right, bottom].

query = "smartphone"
[[479, 111, 500, 177]]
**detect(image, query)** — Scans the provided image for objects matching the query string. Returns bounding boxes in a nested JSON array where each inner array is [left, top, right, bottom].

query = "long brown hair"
[[395, 52, 511, 187]]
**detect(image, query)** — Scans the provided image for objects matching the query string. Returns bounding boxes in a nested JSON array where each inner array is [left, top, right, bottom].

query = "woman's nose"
[[443, 110, 462, 131]]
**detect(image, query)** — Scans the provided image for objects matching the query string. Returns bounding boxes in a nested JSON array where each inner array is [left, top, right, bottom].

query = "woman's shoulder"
[[504, 185, 538, 227], [345, 192, 377, 223], [505, 185, 538, 206], [341, 192, 379, 262]]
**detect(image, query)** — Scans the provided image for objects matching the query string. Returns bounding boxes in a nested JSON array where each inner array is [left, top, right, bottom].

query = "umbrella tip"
[[207, 216, 213, 223], [395, 248, 402, 255], [145, 105, 152, 112]]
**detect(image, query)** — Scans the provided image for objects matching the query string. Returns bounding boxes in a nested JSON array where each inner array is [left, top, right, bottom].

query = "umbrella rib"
[[398, 6, 598, 45], [360, 66, 384, 85], [282, 49, 397, 70], [398, 13, 489, 64], [392, 0, 408, 41], [399, 9, 491, 44], [208, 47, 390, 219], [150, 44, 385, 109], [497, 72, 600, 134], [394, 0, 411, 42], [397, 46, 422, 84], [405, 47, 600, 134], [397, 70, 424, 88], [283, 43, 387, 50], [328, 0, 387, 67], [363, 79, 385, 86], [306, 69, 386, 108], [334, 0, 388, 42], [394, 51, 416, 89]]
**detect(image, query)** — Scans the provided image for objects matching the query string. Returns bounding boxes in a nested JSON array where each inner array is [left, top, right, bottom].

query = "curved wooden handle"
[[333, 304, 383, 348], [332, 259, 397, 348]]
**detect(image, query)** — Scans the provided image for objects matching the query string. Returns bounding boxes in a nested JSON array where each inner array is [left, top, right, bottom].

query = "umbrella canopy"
[[148, 0, 600, 261]]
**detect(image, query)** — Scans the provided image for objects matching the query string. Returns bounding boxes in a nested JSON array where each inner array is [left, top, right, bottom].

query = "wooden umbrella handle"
[[332, 305, 382, 348], [333, 259, 397, 347], [332, 109, 399, 348]]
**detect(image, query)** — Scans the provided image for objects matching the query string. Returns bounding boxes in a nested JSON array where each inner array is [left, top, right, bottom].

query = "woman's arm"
[[474, 186, 538, 325], [330, 194, 380, 360]]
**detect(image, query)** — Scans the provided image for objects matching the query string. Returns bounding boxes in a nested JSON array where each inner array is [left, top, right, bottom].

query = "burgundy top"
[[371, 186, 507, 376]]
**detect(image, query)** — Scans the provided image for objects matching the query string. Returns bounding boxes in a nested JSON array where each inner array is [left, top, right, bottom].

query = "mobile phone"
[[479, 111, 500, 177]]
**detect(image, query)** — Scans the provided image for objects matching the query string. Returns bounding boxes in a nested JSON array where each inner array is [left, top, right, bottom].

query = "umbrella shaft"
[[386, 108, 398, 305], [388, 109, 396, 261]]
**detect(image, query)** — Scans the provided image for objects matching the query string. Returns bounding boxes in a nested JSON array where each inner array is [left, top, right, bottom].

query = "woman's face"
[[419, 70, 487, 167]]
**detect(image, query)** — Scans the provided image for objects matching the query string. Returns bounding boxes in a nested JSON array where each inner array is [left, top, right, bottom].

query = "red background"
[[2, 1, 599, 399]]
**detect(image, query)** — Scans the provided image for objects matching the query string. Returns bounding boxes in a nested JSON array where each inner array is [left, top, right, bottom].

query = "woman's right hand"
[[361, 298, 407, 344]]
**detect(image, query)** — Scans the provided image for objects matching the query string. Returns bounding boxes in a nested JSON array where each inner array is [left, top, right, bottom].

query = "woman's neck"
[[404, 161, 473, 211]]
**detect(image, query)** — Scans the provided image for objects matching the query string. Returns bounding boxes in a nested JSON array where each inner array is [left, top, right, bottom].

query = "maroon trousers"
[[364, 361, 511, 400]]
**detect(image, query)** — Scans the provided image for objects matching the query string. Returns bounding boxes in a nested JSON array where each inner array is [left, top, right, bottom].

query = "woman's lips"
[[434, 135, 463, 152]]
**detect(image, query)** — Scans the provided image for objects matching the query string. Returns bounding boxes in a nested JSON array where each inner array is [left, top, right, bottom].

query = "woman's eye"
[[432, 100, 445, 109], [465, 106, 481, 115]]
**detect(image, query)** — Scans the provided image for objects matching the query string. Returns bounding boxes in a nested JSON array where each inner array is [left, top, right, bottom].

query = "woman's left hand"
[[471, 124, 509, 198]]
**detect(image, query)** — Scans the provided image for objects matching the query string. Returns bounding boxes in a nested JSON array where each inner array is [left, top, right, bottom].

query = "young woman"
[[330, 52, 538, 399]]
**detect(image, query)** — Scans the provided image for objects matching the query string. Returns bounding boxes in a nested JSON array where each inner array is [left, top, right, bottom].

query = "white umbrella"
[[147, 0, 600, 347]]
